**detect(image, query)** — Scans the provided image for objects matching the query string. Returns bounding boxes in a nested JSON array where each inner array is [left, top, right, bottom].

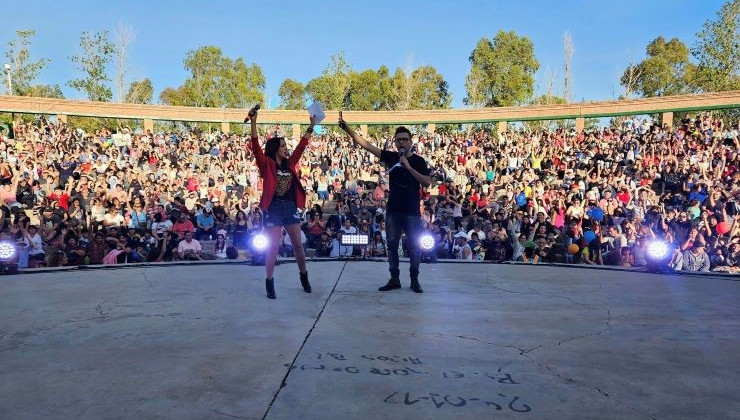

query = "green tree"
[[126, 78, 153, 104], [4, 29, 50, 96], [305, 52, 351, 110], [162, 46, 264, 108], [390, 66, 451, 110], [68, 30, 116, 101], [408, 65, 451, 109], [26, 84, 64, 99], [346, 67, 392, 110], [464, 30, 540, 107], [159, 86, 187, 106], [391, 68, 413, 110], [692, 0, 740, 92], [277, 78, 306, 109], [621, 37, 697, 97]]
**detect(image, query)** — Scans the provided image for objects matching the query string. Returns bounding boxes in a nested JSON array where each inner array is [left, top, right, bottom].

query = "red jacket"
[[251, 135, 309, 211]]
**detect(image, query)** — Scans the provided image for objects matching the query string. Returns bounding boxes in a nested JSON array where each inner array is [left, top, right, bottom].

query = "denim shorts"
[[264, 198, 302, 227]]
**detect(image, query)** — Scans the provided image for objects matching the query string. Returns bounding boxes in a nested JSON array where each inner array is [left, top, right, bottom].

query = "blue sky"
[[1, 0, 726, 108]]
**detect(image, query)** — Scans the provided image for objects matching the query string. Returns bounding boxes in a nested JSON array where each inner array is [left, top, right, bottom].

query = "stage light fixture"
[[0, 241, 19, 274], [419, 234, 435, 251], [645, 240, 674, 273], [0, 242, 16, 260], [250, 233, 269, 265], [647, 241, 669, 260], [340, 234, 369, 246], [252, 234, 269, 251], [419, 234, 437, 263]]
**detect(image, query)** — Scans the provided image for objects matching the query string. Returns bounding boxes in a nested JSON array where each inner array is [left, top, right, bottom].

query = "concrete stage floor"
[[1, 261, 738, 420]]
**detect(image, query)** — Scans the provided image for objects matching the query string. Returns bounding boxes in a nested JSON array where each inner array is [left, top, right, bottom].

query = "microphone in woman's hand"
[[244, 104, 261, 122]]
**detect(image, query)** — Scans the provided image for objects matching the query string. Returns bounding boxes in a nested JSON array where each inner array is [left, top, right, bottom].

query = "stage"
[[1, 261, 738, 419]]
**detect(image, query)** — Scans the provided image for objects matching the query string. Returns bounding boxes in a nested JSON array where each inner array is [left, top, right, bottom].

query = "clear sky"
[[0, 0, 726, 108]]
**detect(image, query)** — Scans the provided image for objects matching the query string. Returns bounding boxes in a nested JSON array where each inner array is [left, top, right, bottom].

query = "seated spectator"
[[369, 231, 387, 257], [177, 231, 203, 260], [87, 232, 108, 265], [172, 212, 195, 240], [195, 206, 216, 240], [64, 236, 87, 266], [317, 231, 334, 257], [214, 233, 228, 259], [233, 210, 250, 249], [151, 213, 173, 239], [676, 242, 711, 272], [532, 238, 554, 263], [306, 208, 325, 249], [454, 231, 473, 260], [21, 224, 46, 265], [103, 206, 124, 229]]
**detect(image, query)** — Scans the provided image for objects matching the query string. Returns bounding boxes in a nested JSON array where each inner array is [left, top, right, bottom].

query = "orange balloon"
[[568, 244, 580, 254]]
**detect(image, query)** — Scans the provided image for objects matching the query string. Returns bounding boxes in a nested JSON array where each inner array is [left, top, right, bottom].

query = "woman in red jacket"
[[248, 106, 314, 299]]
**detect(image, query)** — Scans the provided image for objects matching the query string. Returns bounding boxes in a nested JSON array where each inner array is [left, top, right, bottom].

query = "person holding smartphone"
[[339, 113, 431, 293], [247, 105, 314, 299]]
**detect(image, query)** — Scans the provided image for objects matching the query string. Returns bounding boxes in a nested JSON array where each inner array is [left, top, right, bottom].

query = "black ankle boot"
[[300, 271, 311, 293], [410, 278, 423, 294], [378, 277, 401, 292], [265, 278, 276, 299]]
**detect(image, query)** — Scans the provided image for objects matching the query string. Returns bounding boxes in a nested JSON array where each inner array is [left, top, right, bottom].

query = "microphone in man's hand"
[[398, 148, 405, 157], [244, 104, 261, 123]]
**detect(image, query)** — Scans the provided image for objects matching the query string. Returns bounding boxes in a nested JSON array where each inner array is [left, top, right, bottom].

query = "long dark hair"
[[264, 137, 283, 162]]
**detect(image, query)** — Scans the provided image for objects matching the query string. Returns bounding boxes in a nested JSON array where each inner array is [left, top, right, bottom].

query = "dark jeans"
[[386, 212, 422, 280]]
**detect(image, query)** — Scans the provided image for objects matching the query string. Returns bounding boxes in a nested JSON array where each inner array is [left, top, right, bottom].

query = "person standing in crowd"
[[248, 106, 314, 299], [339, 116, 431, 293]]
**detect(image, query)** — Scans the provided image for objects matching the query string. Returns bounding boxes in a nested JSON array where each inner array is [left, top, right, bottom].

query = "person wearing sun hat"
[[454, 231, 473, 260]]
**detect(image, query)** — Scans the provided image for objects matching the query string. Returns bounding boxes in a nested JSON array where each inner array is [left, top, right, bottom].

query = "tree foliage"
[[159, 86, 186, 106], [160, 45, 265, 108], [27, 84, 64, 99], [464, 30, 540, 107], [4, 29, 50, 96], [305, 53, 351, 110], [277, 78, 306, 109], [68, 30, 116, 102], [390, 66, 451, 110], [407, 65, 451, 109], [126, 78, 153, 104], [620, 37, 696, 97], [692, 0, 740, 92], [345, 66, 393, 110], [304, 53, 451, 111]]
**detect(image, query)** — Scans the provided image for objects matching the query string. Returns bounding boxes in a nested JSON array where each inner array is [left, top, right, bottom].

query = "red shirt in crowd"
[[438, 183, 448, 196], [616, 189, 631, 205], [49, 192, 70, 210]]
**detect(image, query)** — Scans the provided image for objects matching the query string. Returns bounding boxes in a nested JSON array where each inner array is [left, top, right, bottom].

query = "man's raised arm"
[[338, 113, 381, 158]]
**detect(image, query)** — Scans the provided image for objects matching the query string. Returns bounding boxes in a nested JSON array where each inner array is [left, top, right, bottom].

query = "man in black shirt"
[[340, 118, 431, 293]]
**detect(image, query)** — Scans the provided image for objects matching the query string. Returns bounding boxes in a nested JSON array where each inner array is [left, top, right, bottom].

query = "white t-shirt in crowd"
[[152, 220, 173, 235]]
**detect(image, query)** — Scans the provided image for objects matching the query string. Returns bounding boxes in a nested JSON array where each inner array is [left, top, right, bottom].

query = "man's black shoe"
[[378, 279, 401, 291], [410, 279, 424, 293]]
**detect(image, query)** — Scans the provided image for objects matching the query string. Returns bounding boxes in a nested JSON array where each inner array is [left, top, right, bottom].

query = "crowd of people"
[[2, 111, 738, 273]]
